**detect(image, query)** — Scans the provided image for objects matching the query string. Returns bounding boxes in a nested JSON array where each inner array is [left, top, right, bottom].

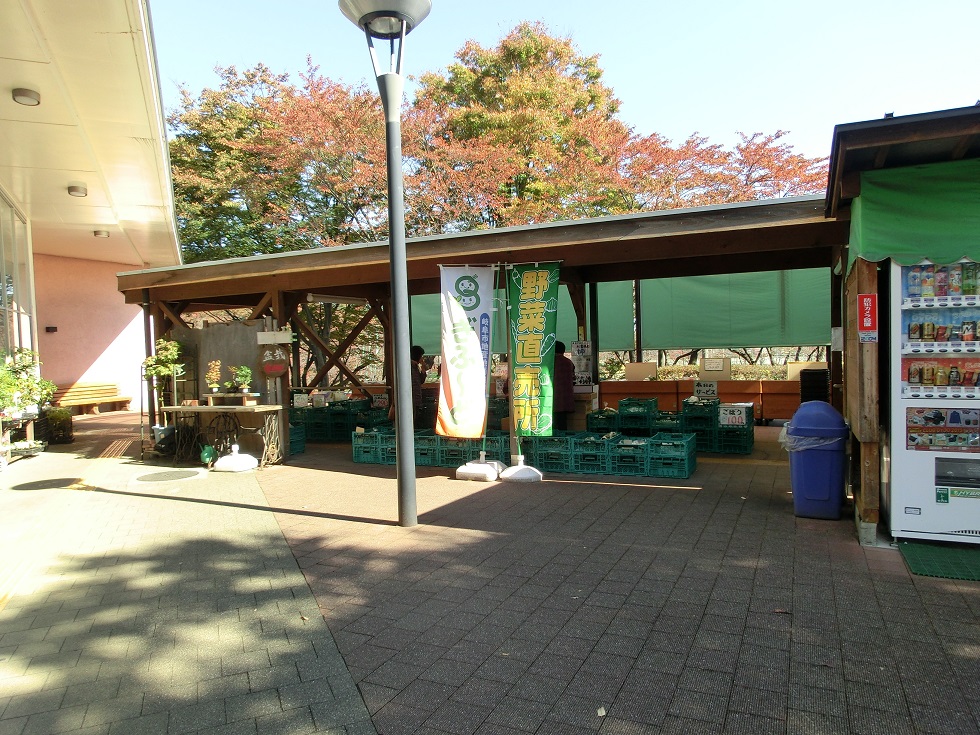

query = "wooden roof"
[[826, 105, 980, 218], [118, 195, 847, 311]]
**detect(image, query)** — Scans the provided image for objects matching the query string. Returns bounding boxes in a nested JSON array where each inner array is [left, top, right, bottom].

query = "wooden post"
[[844, 257, 881, 528]]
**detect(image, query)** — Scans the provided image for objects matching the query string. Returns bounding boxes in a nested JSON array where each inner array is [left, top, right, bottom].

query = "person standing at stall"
[[553, 341, 575, 431]]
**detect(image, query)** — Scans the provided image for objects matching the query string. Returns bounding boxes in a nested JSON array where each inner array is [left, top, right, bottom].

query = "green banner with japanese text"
[[507, 263, 560, 437]]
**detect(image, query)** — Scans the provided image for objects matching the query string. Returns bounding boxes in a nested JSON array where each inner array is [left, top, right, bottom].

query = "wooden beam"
[[158, 300, 189, 331], [249, 292, 273, 321]]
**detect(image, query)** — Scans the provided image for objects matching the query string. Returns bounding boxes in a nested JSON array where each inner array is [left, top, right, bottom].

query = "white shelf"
[[902, 384, 980, 400], [902, 341, 980, 354], [902, 295, 980, 309]]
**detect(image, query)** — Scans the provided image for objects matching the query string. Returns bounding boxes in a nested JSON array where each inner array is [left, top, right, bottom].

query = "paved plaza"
[[1, 413, 979, 734]]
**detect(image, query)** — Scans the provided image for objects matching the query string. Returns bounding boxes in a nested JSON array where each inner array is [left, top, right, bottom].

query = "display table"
[[159, 405, 283, 467], [202, 392, 261, 406]]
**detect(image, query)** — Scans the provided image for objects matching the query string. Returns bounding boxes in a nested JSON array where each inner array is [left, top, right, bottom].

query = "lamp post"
[[339, 0, 430, 527]]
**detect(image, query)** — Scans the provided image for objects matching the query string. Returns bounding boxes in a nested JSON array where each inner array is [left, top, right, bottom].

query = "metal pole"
[[377, 70, 417, 526]]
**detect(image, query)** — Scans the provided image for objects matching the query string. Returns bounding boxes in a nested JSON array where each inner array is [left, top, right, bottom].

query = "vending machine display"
[[890, 261, 980, 542]]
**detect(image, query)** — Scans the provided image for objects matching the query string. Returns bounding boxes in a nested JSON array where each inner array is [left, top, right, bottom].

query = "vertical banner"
[[508, 263, 561, 436], [437, 266, 495, 438]]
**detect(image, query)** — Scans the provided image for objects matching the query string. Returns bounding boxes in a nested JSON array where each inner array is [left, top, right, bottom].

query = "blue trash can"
[[784, 401, 849, 519]]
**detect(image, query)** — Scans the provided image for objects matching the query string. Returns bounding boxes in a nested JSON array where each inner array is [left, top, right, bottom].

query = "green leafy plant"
[[230, 365, 252, 388], [0, 349, 57, 413], [142, 339, 185, 380]]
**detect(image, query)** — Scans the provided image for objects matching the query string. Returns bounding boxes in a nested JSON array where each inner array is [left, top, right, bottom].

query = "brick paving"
[[2, 413, 980, 734]]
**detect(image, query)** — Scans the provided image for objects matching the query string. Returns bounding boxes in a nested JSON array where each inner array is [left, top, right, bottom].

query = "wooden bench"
[[52, 383, 131, 414]]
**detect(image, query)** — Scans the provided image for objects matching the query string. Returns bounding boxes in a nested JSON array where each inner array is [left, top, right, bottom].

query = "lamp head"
[[338, 0, 431, 39]]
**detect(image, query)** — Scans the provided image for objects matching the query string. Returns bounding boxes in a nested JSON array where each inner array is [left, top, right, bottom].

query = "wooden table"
[[159, 405, 283, 467]]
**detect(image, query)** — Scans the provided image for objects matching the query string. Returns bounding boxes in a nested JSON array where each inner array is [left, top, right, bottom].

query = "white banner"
[[437, 266, 495, 438]]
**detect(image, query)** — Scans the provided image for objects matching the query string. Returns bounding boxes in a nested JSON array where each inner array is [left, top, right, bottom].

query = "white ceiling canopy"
[[0, 0, 181, 268]]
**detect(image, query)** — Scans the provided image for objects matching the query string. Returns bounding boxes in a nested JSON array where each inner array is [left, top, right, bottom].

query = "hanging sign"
[[858, 293, 878, 343], [261, 346, 289, 377], [436, 266, 495, 438], [694, 381, 718, 398], [507, 263, 561, 436]]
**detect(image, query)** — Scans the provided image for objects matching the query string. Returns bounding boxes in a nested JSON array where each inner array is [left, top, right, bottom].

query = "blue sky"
[[148, 0, 980, 158]]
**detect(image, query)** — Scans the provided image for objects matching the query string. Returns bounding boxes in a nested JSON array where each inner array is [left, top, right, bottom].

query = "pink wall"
[[33, 254, 145, 409]]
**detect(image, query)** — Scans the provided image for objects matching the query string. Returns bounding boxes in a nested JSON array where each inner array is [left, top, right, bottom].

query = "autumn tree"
[[168, 65, 306, 262], [413, 22, 632, 226]]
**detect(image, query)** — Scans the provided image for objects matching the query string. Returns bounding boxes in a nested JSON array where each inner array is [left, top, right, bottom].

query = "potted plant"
[[0, 349, 57, 419], [142, 339, 185, 408], [44, 406, 74, 444], [205, 360, 222, 392], [230, 365, 252, 392]]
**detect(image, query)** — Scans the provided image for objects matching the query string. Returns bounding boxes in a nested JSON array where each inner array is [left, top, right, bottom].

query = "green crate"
[[415, 446, 440, 466], [378, 446, 397, 465], [534, 431, 576, 452], [587, 411, 620, 432], [651, 411, 682, 431], [414, 431, 440, 450], [288, 424, 306, 455], [715, 426, 755, 454], [619, 413, 653, 432], [535, 450, 571, 473], [570, 432, 616, 474], [649, 433, 696, 458], [481, 431, 511, 463], [649, 453, 696, 479], [352, 445, 380, 464], [681, 398, 720, 418], [610, 455, 649, 476], [618, 398, 658, 415], [610, 438, 650, 475], [437, 436, 480, 466]]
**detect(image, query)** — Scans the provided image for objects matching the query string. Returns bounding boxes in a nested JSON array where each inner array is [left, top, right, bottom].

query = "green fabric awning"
[[849, 158, 980, 270]]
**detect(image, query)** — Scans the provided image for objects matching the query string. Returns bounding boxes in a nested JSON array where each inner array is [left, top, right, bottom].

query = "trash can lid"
[[786, 401, 849, 438]]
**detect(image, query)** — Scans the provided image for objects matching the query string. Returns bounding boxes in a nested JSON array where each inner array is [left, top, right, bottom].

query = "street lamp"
[[339, 0, 431, 527]]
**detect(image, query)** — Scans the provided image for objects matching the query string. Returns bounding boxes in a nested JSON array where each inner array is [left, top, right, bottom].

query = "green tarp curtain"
[[640, 270, 830, 349], [849, 158, 980, 271], [412, 269, 830, 352]]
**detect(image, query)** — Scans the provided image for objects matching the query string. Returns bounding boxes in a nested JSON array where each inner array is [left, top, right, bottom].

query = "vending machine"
[[888, 260, 980, 542]]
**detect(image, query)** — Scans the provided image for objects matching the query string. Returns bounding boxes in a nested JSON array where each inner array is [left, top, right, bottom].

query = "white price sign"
[[694, 381, 718, 398], [719, 405, 749, 426]]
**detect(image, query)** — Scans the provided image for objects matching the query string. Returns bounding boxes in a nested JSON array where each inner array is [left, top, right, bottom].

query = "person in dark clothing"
[[410, 345, 425, 424], [552, 341, 575, 431]]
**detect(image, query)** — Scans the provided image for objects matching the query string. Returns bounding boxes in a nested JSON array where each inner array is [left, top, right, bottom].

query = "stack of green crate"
[[618, 398, 658, 435], [414, 431, 440, 466], [570, 432, 619, 474], [716, 423, 755, 454], [681, 398, 720, 451], [651, 411, 682, 432], [586, 409, 620, 433], [289, 423, 306, 455], [648, 433, 697, 478], [610, 436, 651, 475], [523, 432, 576, 472], [351, 427, 391, 463]]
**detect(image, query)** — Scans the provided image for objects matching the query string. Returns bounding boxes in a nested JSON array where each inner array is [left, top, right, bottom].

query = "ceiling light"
[[12, 88, 40, 106], [67, 185, 87, 197], [93, 230, 109, 238]]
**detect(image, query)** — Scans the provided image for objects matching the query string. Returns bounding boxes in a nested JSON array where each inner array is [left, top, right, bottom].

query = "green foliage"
[[230, 365, 252, 387], [0, 349, 57, 412], [142, 339, 185, 379]]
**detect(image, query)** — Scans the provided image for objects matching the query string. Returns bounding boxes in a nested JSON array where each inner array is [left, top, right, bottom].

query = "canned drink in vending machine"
[[908, 363, 922, 384], [935, 266, 949, 297], [908, 322, 922, 341], [922, 322, 936, 341], [963, 321, 977, 341], [963, 262, 977, 295], [950, 264, 963, 295], [921, 264, 935, 297]]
